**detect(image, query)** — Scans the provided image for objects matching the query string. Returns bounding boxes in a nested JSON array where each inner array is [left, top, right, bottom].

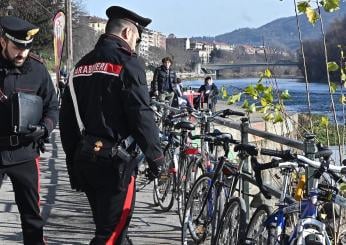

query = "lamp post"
[[65, 0, 73, 71]]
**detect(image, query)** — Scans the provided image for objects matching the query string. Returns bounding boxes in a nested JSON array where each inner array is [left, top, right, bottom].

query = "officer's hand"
[[24, 124, 47, 142], [153, 91, 159, 96], [145, 166, 163, 182]]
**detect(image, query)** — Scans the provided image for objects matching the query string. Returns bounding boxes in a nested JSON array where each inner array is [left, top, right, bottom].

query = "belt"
[[0, 135, 29, 148]]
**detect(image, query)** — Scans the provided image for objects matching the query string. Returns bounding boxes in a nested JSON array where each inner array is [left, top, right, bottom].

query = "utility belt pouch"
[[74, 134, 134, 164], [74, 134, 117, 163], [11, 92, 43, 134]]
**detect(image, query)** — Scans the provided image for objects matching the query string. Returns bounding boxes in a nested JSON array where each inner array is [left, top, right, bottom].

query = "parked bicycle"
[[246, 147, 346, 245]]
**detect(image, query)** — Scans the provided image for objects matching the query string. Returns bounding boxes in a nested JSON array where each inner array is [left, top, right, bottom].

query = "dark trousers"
[[0, 159, 45, 245], [79, 160, 136, 245]]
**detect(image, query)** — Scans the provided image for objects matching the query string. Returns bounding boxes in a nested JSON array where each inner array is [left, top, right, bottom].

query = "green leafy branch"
[[222, 68, 291, 124], [297, 0, 340, 24]]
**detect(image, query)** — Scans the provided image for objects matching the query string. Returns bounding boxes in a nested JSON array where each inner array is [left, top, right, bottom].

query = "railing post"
[[240, 117, 250, 220], [303, 134, 315, 192]]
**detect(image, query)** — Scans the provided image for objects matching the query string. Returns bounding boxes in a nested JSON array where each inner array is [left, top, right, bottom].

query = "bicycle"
[[181, 131, 241, 244], [153, 110, 200, 221], [246, 147, 346, 245]]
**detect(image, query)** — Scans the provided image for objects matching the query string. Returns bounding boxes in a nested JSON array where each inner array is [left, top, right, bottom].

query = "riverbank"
[[146, 70, 304, 82]]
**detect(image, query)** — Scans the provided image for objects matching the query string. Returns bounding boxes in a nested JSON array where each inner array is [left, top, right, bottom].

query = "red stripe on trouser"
[[106, 176, 135, 245], [35, 157, 41, 207], [35, 157, 46, 245]]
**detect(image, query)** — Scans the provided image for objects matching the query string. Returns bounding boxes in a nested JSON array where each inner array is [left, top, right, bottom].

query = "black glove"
[[146, 165, 162, 182], [24, 124, 47, 142]]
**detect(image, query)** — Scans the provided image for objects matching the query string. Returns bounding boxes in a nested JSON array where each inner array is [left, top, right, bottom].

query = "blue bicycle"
[[246, 148, 346, 245]]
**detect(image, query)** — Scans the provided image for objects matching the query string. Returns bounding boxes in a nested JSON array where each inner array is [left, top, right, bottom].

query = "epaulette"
[[29, 52, 45, 64]]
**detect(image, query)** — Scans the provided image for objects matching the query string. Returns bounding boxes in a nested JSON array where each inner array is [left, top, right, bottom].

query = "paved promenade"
[[0, 129, 181, 245]]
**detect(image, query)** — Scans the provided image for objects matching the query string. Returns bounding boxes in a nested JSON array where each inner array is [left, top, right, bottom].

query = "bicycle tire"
[[213, 196, 247, 245], [153, 147, 175, 211], [177, 156, 204, 225], [135, 159, 148, 192], [245, 204, 275, 245], [181, 173, 215, 244], [152, 186, 159, 206]]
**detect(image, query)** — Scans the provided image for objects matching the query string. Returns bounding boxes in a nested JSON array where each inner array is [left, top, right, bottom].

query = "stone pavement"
[[0, 129, 181, 245]]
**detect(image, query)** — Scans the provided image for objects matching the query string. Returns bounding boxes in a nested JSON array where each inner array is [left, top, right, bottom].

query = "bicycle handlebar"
[[169, 111, 189, 119], [191, 108, 245, 121], [297, 155, 346, 174], [251, 149, 346, 200], [220, 108, 245, 117], [314, 149, 333, 159], [260, 148, 295, 161]]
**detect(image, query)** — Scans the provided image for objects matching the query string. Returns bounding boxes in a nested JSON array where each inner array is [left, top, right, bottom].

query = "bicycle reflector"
[[294, 174, 306, 201], [183, 147, 199, 155]]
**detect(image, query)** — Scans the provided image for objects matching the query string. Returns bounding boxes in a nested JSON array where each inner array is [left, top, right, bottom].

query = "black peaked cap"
[[0, 16, 39, 49], [106, 6, 151, 33]]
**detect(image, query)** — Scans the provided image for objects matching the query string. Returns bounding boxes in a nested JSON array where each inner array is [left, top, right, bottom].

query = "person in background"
[[59, 6, 164, 244], [58, 64, 68, 103], [172, 77, 192, 108], [152, 56, 176, 105], [0, 16, 59, 244], [195, 76, 219, 111]]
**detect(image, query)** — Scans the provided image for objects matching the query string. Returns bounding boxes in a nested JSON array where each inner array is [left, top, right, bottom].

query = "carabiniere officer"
[[0, 16, 59, 244], [59, 5, 164, 244]]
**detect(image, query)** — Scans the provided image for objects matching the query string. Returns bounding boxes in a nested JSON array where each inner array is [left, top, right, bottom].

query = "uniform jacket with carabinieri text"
[[59, 34, 164, 172]]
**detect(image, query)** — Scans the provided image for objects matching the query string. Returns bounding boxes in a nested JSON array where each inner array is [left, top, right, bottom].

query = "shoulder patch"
[[29, 53, 45, 64]]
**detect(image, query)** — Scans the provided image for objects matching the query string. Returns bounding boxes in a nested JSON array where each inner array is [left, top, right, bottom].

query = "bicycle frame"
[[259, 168, 331, 245], [288, 177, 330, 245]]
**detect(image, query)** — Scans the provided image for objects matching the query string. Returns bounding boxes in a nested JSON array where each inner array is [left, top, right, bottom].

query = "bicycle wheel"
[[214, 196, 247, 245], [245, 204, 275, 245], [177, 155, 204, 225], [182, 173, 215, 244], [135, 156, 148, 192], [152, 187, 159, 206], [153, 147, 175, 211]]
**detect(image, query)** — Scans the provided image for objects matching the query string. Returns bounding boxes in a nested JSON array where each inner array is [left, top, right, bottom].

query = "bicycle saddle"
[[174, 121, 195, 131]]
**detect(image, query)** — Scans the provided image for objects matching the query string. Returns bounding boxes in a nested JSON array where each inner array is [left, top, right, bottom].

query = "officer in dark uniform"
[[59, 6, 164, 245], [0, 16, 59, 244]]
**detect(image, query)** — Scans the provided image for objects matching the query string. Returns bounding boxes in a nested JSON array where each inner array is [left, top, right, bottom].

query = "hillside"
[[196, 3, 346, 51]]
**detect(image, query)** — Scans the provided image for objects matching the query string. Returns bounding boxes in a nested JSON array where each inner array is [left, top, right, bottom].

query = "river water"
[[184, 78, 346, 123]]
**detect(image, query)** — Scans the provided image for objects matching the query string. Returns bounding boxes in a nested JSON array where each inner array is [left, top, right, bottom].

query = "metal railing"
[[151, 100, 316, 220]]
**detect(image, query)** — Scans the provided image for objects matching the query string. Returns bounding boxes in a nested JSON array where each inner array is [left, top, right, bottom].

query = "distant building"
[[138, 29, 166, 59], [166, 37, 191, 52], [84, 16, 107, 33], [213, 41, 234, 51], [189, 40, 214, 63], [238, 44, 256, 55], [81, 16, 166, 59], [188, 49, 209, 64]]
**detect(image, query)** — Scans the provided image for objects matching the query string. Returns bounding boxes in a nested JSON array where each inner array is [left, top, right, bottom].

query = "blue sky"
[[84, 0, 296, 37]]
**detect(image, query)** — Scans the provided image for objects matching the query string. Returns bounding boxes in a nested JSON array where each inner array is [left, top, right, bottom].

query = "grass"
[[298, 114, 346, 146]]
